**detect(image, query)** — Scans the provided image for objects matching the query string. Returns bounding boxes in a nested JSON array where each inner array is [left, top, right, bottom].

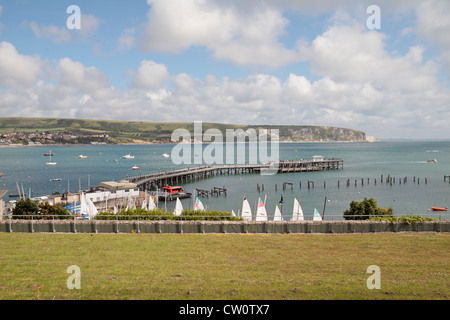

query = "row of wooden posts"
[[196, 187, 227, 198], [255, 174, 445, 193]]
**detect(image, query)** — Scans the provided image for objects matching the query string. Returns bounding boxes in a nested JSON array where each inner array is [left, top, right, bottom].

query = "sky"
[[0, 0, 449, 140]]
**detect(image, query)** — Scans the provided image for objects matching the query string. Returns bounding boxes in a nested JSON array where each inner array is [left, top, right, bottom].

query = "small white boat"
[[78, 155, 87, 159], [162, 153, 170, 158], [255, 197, 268, 221], [427, 159, 438, 163], [132, 165, 139, 170], [50, 178, 62, 181], [241, 197, 252, 221], [46, 151, 57, 165], [123, 154, 135, 159]]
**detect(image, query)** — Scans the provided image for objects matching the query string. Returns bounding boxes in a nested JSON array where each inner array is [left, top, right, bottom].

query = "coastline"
[[0, 139, 379, 148]]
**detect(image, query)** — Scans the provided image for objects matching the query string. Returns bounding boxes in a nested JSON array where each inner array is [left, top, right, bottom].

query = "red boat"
[[160, 186, 192, 201], [162, 186, 185, 194], [431, 207, 448, 211], [44, 153, 55, 156]]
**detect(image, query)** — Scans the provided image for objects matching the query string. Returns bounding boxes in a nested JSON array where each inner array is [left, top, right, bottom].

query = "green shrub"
[[12, 199, 69, 220], [368, 215, 439, 224], [95, 207, 242, 221], [343, 197, 394, 220]]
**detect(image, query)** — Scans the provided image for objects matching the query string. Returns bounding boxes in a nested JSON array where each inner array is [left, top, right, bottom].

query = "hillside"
[[0, 118, 370, 144]]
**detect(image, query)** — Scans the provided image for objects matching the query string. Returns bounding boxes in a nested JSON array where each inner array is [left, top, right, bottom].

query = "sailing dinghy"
[[255, 197, 268, 221], [241, 197, 252, 221], [313, 208, 322, 221], [291, 198, 304, 221], [273, 205, 283, 221]]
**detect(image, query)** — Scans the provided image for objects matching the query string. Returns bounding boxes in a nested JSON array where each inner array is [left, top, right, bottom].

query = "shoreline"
[[0, 140, 378, 148]]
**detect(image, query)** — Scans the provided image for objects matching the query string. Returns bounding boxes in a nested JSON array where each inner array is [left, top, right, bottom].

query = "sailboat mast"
[[322, 196, 327, 219]]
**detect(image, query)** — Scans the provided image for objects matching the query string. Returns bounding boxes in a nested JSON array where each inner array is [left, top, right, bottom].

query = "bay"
[[0, 140, 449, 220]]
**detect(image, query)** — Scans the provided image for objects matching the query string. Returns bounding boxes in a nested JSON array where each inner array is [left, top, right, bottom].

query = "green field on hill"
[[0, 233, 448, 300], [0, 117, 367, 143]]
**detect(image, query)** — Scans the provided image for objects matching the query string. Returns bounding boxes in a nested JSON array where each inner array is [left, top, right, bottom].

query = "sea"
[[0, 140, 449, 220]]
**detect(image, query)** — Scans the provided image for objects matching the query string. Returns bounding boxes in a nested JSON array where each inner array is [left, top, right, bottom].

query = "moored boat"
[[158, 186, 192, 201], [431, 207, 448, 211], [46, 151, 57, 165]]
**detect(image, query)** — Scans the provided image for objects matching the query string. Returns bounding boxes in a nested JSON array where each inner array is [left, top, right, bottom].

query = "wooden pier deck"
[[125, 159, 344, 191]]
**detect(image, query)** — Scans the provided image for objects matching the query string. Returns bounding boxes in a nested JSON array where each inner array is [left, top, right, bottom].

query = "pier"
[[125, 159, 344, 191]]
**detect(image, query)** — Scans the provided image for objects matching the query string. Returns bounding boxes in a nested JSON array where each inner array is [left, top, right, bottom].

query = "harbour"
[[0, 140, 449, 220]]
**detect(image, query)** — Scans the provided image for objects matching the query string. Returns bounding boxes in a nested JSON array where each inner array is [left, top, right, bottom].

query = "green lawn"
[[0, 233, 448, 300]]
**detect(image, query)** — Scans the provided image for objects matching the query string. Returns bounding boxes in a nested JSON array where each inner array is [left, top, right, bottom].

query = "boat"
[[241, 197, 252, 221], [427, 159, 438, 163], [46, 151, 57, 166], [162, 153, 170, 158], [122, 154, 135, 159], [313, 208, 322, 221], [273, 205, 283, 221], [78, 155, 87, 159], [79, 192, 98, 220], [159, 186, 192, 201], [173, 198, 183, 216], [132, 165, 139, 170], [50, 178, 62, 181], [147, 194, 156, 210], [44, 152, 54, 156], [255, 197, 268, 221], [194, 197, 205, 211], [431, 207, 448, 211], [291, 197, 304, 221]]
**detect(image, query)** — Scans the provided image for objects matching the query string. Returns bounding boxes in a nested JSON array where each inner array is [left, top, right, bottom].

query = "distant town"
[[0, 131, 110, 146]]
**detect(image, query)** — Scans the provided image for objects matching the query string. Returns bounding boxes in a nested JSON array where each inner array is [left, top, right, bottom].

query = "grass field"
[[0, 233, 448, 300]]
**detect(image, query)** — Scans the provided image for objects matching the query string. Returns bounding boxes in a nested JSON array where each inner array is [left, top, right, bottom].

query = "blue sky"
[[0, 0, 449, 139]]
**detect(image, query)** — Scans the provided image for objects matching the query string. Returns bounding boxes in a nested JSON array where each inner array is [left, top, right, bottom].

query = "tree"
[[12, 198, 39, 219], [38, 202, 69, 219], [343, 197, 393, 220], [12, 199, 69, 219]]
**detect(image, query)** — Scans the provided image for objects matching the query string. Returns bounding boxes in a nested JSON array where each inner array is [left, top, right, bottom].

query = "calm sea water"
[[1, 141, 449, 220]]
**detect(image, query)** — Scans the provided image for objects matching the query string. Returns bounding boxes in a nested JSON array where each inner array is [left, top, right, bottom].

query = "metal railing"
[[1, 213, 446, 222], [1, 213, 446, 234]]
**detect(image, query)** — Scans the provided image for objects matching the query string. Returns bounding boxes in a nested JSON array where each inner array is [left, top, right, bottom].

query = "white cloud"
[[0, 41, 41, 88], [29, 14, 100, 44], [118, 28, 136, 52], [30, 22, 71, 44], [78, 14, 101, 40], [139, 0, 303, 68], [315, 26, 437, 92], [414, 0, 450, 72], [129, 60, 170, 89]]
